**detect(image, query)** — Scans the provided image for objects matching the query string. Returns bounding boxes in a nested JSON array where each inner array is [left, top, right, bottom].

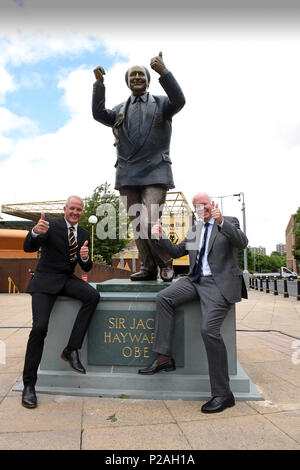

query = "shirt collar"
[[203, 217, 214, 227], [130, 92, 149, 104], [64, 218, 78, 230]]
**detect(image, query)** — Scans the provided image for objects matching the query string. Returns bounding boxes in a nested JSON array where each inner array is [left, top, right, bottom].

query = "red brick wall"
[[0, 258, 131, 293]]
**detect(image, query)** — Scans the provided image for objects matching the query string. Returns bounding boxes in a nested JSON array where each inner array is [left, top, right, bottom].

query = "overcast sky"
[[0, 1, 300, 255]]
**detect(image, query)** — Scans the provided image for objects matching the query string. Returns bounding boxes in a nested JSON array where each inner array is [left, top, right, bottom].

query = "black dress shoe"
[[61, 348, 86, 374], [138, 358, 176, 375], [22, 385, 37, 409], [201, 393, 235, 413], [160, 266, 175, 282], [130, 270, 158, 281]]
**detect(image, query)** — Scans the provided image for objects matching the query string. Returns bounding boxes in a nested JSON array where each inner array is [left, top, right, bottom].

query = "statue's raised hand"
[[150, 52, 168, 76], [93, 66, 106, 83]]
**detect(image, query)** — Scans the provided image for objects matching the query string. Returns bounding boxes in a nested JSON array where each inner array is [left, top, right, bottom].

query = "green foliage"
[[292, 207, 300, 261], [238, 247, 253, 271], [79, 183, 130, 264], [238, 248, 287, 273], [106, 413, 117, 423]]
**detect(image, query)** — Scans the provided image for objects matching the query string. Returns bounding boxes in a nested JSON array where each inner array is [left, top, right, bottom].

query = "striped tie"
[[69, 226, 78, 262]]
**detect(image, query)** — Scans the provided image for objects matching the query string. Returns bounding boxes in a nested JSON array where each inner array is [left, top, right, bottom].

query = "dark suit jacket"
[[92, 71, 185, 189], [157, 216, 248, 304], [23, 217, 93, 294]]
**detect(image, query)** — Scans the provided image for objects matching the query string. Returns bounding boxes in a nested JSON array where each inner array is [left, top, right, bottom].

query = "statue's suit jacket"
[[23, 217, 93, 294], [92, 71, 185, 190], [157, 216, 248, 304]]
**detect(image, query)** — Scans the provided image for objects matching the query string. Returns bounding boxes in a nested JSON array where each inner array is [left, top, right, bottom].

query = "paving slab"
[[0, 374, 19, 398], [164, 399, 258, 422], [179, 414, 300, 450], [241, 362, 300, 405], [0, 291, 299, 450], [83, 397, 175, 429], [0, 395, 83, 433], [264, 410, 300, 445], [0, 430, 81, 450], [82, 423, 192, 450]]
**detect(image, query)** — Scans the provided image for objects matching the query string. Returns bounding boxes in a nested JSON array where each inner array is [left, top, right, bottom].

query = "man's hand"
[[80, 240, 89, 261], [150, 51, 168, 76], [211, 201, 223, 225], [93, 66, 106, 83], [33, 212, 50, 235], [152, 219, 163, 239]]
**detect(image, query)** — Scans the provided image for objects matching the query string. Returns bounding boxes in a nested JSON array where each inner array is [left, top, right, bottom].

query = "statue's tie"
[[191, 222, 210, 282], [69, 226, 78, 262], [129, 96, 141, 142]]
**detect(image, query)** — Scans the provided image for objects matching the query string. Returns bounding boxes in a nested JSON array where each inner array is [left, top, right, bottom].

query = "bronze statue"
[[92, 52, 185, 281]]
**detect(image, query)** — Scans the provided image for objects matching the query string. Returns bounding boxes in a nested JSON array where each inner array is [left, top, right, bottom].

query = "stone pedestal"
[[14, 279, 262, 400]]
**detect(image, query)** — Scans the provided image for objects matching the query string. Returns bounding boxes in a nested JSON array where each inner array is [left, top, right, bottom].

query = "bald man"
[[21, 196, 100, 409], [139, 193, 248, 414], [92, 53, 185, 282]]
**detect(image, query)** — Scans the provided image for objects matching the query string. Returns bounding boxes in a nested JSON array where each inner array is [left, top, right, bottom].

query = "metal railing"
[[249, 275, 300, 300], [8, 277, 20, 294]]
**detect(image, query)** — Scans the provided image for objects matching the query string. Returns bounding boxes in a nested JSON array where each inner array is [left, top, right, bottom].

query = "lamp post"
[[88, 215, 98, 262], [233, 193, 247, 268], [233, 192, 249, 288]]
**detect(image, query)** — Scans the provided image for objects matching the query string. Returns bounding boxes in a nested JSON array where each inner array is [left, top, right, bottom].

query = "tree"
[[238, 247, 254, 271], [79, 183, 130, 264], [292, 207, 300, 269], [270, 252, 286, 270]]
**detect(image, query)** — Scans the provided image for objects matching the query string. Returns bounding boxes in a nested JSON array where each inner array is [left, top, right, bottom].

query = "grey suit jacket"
[[92, 71, 185, 189], [157, 216, 248, 304]]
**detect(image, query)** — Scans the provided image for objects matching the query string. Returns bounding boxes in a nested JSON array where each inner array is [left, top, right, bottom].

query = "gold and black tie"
[[69, 226, 78, 262]]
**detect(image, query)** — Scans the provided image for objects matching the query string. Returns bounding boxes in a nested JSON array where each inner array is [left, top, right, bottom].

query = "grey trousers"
[[153, 275, 232, 396], [119, 185, 172, 272]]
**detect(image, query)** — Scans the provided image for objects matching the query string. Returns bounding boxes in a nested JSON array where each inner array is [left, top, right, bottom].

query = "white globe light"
[[88, 215, 98, 224]]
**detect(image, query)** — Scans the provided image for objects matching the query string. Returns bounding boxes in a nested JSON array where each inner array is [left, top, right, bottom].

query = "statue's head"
[[125, 65, 150, 96]]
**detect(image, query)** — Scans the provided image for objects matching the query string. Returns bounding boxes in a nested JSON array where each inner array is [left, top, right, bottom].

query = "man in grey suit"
[[92, 52, 185, 282], [139, 193, 248, 413]]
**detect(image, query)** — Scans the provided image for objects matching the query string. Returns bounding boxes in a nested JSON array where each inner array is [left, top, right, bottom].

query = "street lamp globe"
[[88, 215, 98, 224]]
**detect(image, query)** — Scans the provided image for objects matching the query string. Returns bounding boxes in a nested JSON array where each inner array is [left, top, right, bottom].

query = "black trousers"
[[23, 277, 100, 386]]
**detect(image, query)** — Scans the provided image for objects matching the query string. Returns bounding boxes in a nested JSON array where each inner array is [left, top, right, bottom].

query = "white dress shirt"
[[196, 218, 224, 276], [31, 219, 88, 262]]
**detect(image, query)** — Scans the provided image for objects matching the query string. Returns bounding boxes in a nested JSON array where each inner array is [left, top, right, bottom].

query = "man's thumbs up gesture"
[[151, 219, 163, 239], [33, 212, 50, 235], [80, 240, 89, 261], [211, 201, 223, 225], [150, 51, 168, 76]]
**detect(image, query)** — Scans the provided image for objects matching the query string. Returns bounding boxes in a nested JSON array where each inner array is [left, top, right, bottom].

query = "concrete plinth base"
[[13, 279, 262, 401]]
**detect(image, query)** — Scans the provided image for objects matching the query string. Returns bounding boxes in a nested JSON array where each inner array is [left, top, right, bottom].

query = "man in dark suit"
[[21, 196, 100, 408], [92, 52, 185, 282], [139, 193, 248, 413]]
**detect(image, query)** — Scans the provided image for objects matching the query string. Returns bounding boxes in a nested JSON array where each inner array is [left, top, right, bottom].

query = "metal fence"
[[250, 275, 300, 300]]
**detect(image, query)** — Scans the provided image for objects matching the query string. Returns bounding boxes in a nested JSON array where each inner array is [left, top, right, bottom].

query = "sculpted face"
[[128, 66, 148, 96], [64, 197, 84, 226], [193, 193, 212, 223]]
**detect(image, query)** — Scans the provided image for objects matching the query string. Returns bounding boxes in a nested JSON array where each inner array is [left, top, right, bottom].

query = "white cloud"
[[0, 67, 17, 104], [0, 23, 299, 254], [0, 107, 38, 154]]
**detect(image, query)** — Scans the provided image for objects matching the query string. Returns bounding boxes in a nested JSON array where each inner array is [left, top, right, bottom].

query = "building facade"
[[250, 246, 266, 255], [276, 243, 286, 255], [286, 215, 298, 273]]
